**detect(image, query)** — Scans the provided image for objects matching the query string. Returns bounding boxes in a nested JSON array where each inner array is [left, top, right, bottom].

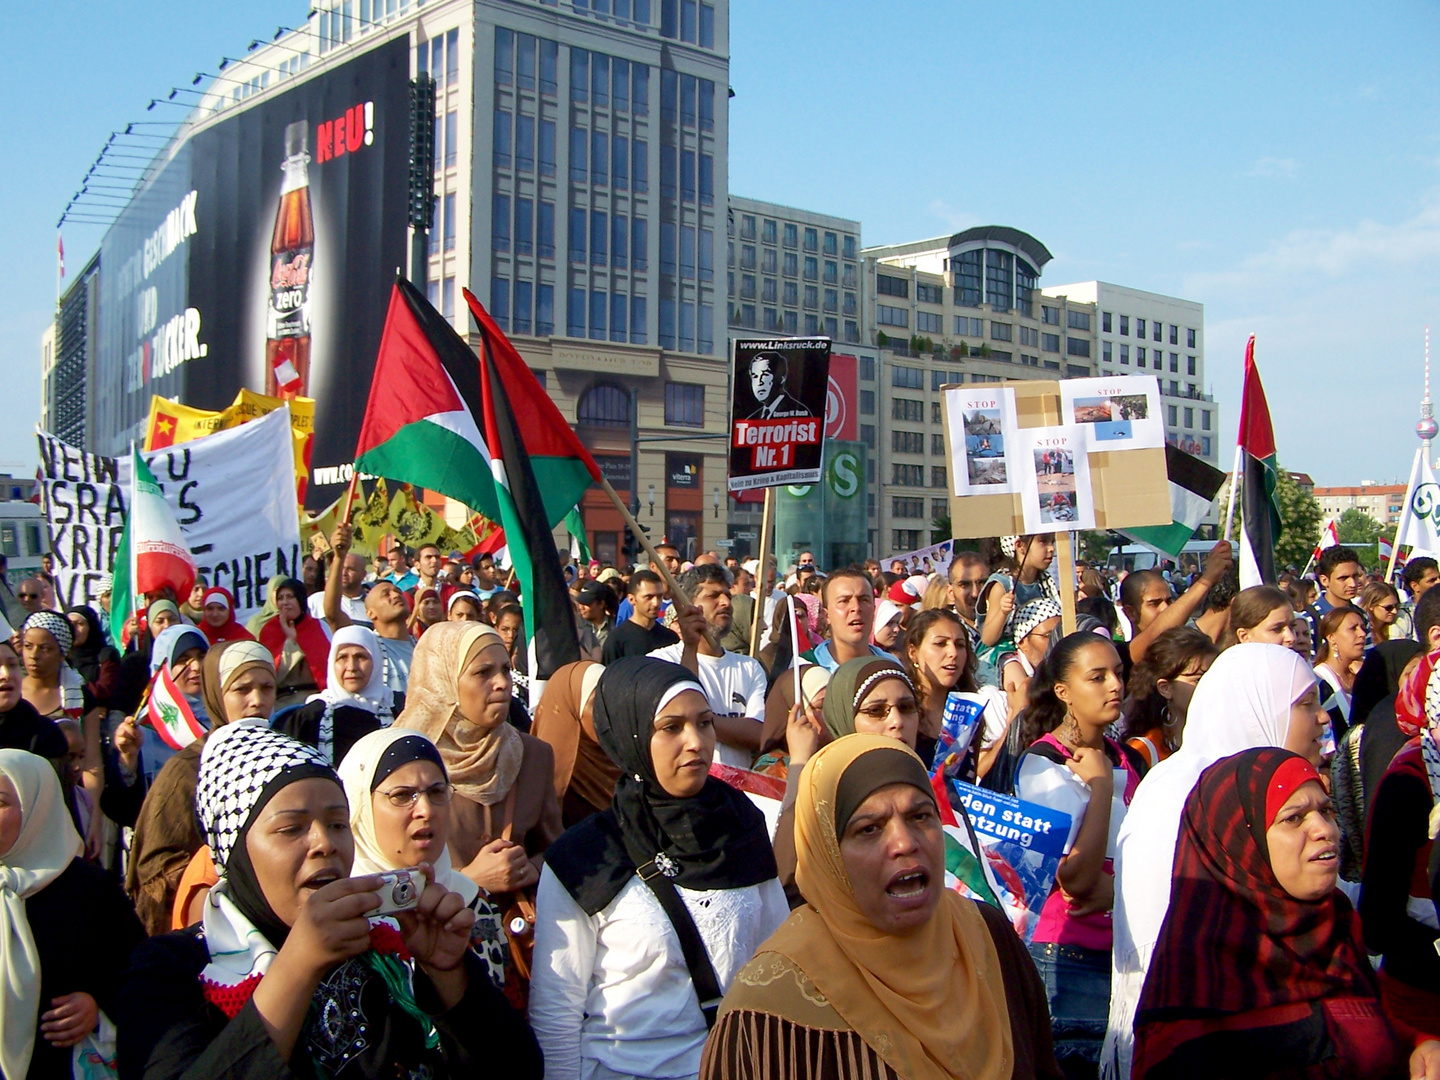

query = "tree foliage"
[[1225, 464, 1324, 572], [1336, 508, 1383, 548]]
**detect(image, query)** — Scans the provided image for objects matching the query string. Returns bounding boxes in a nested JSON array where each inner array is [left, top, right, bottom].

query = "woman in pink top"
[[1014, 631, 1143, 1078]]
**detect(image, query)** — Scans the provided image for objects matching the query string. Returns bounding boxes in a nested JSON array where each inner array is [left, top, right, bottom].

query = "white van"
[[1105, 538, 1234, 576]]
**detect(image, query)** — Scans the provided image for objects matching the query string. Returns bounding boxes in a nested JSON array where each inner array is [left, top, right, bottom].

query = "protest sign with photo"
[[1060, 375, 1164, 452], [1017, 426, 1095, 532], [882, 539, 954, 578], [943, 385, 1019, 495], [727, 337, 831, 491], [38, 406, 303, 616], [947, 779, 1071, 943]]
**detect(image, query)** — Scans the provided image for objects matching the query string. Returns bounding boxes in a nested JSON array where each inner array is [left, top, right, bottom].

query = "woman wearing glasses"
[[1360, 581, 1401, 645], [339, 727, 512, 989]]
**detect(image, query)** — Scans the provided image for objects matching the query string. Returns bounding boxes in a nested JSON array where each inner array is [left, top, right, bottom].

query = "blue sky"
[[4, 1, 1438, 485]]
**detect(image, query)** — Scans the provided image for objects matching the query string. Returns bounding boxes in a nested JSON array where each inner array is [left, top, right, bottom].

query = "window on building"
[[783, 223, 798, 248], [783, 252, 798, 277], [1119, 315, 1129, 336], [860, 389, 875, 415], [802, 256, 817, 281], [861, 423, 875, 447], [954, 249, 982, 306], [877, 275, 908, 298], [893, 529, 921, 550], [1041, 305, 1059, 326], [916, 282, 943, 304], [1018, 325, 1039, 347], [1136, 347, 1146, 367], [514, 198, 532, 254], [1183, 406, 1194, 428], [954, 316, 982, 336], [990, 322, 1013, 342], [1167, 404, 1178, 426], [570, 47, 588, 101], [801, 227, 817, 252], [567, 287, 585, 336], [892, 496, 924, 518], [631, 217, 647, 270], [1187, 328, 1197, 348], [803, 284, 817, 308], [1119, 344, 1130, 364], [569, 127, 586, 181], [513, 280, 533, 334], [823, 288, 838, 313], [844, 235, 856, 259], [537, 284, 554, 335], [1067, 338, 1091, 358], [892, 464, 924, 487], [844, 319, 859, 342], [577, 383, 630, 426], [877, 305, 908, 328], [892, 397, 923, 422], [985, 249, 1012, 310], [917, 311, 942, 333], [1187, 355, 1197, 376], [1136, 318, 1146, 338], [630, 295, 647, 343], [490, 278, 510, 330], [844, 292, 857, 316], [1102, 340, 1112, 364], [931, 466, 947, 489], [493, 110, 511, 169], [892, 365, 923, 389], [1042, 333, 1060, 353], [782, 280, 797, 306], [1102, 312, 1112, 332], [893, 431, 925, 454], [860, 356, 875, 380], [491, 193, 510, 251], [1067, 311, 1091, 332], [664, 382, 704, 427], [930, 433, 945, 456], [824, 260, 838, 285], [1153, 321, 1162, 343], [589, 289, 607, 339], [536, 200, 554, 258], [1170, 352, 1179, 372], [1201, 410, 1211, 431], [1169, 324, 1179, 345]]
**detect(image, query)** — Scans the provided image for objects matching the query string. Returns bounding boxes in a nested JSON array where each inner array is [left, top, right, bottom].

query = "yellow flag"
[[144, 389, 315, 502]]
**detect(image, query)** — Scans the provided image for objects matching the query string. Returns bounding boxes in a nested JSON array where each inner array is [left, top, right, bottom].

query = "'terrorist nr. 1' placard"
[[728, 337, 832, 492]]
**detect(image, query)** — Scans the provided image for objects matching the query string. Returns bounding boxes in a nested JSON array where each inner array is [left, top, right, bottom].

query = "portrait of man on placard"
[[745, 352, 811, 420]]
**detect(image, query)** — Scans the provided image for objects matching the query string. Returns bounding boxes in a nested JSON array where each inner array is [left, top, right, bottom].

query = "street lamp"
[[713, 485, 721, 518], [648, 484, 656, 515]]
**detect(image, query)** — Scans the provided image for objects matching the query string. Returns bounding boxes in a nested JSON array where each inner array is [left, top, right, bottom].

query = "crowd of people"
[[0, 528, 1436, 1080]]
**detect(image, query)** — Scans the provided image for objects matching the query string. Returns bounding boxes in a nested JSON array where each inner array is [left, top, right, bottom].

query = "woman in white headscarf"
[[0, 748, 143, 1080], [338, 727, 512, 991], [1102, 642, 1331, 1078], [276, 625, 394, 764]]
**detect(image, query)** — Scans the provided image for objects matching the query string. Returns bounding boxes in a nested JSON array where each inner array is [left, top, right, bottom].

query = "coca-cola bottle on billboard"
[[265, 120, 314, 399]]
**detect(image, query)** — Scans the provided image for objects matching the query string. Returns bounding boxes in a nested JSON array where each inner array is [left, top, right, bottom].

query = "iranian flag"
[[143, 665, 207, 750], [354, 279, 599, 680], [1237, 336, 1281, 588], [109, 450, 197, 646]]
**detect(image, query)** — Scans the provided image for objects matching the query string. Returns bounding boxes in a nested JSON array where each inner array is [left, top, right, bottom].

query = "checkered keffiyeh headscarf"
[[1012, 597, 1063, 642], [21, 612, 71, 656], [196, 722, 337, 873], [999, 536, 1020, 559]]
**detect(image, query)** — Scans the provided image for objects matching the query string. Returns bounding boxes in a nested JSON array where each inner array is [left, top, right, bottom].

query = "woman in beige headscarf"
[[0, 749, 143, 1078], [702, 733, 1060, 1080], [396, 621, 562, 897], [527, 660, 620, 828]]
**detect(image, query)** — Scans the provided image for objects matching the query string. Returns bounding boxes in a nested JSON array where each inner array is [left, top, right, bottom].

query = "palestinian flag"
[[353, 278, 598, 679], [565, 506, 591, 565], [110, 449, 197, 646], [1121, 445, 1227, 559], [143, 665, 207, 750], [1237, 335, 1281, 588]]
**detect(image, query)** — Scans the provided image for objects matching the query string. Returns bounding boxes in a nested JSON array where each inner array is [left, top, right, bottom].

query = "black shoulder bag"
[[626, 844, 725, 1029]]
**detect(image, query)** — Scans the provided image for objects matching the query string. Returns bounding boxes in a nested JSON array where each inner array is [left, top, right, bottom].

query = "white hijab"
[[1102, 643, 1317, 1079], [337, 727, 479, 906], [312, 625, 394, 716], [0, 750, 82, 1080]]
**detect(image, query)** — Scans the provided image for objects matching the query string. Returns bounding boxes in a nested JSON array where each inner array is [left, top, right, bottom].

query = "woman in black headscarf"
[[65, 605, 120, 711], [531, 657, 788, 1080], [116, 722, 541, 1080]]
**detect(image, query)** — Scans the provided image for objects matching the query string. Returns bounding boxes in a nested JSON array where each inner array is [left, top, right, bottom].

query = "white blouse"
[[529, 866, 789, 1080]]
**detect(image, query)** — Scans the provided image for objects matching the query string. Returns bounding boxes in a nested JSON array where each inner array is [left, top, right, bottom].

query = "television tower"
[[1419, 327, 1438, 466]]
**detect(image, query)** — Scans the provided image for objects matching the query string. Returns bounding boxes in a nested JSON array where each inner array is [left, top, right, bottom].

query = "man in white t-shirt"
[[310, 550, 372, 627], [649, 563, 766, 769]]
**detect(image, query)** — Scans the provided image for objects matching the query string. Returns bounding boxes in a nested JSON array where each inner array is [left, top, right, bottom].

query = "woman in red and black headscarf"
[[1134, 746, 1440, 1079], [195, 586, 255, 646], [256, 578, 331, 712]]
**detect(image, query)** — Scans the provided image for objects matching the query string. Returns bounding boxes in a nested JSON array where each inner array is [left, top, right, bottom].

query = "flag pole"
[[340, 469, 361, 525], [1387, 447, 1422, 582], [748, 487, 776, 658], [1221, 443, 1243, 544], [596, 476, 692, 606]]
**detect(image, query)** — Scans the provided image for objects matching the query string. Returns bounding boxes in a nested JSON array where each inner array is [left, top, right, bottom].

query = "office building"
[[1313, 483, 1406, 528], [57, 0, 733, 559]]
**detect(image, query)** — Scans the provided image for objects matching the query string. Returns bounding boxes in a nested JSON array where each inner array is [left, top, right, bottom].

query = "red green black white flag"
[[1237, 336, 1281, 588]]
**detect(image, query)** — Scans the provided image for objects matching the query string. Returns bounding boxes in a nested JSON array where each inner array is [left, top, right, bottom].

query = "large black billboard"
[[95, 37, 411, 508]]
